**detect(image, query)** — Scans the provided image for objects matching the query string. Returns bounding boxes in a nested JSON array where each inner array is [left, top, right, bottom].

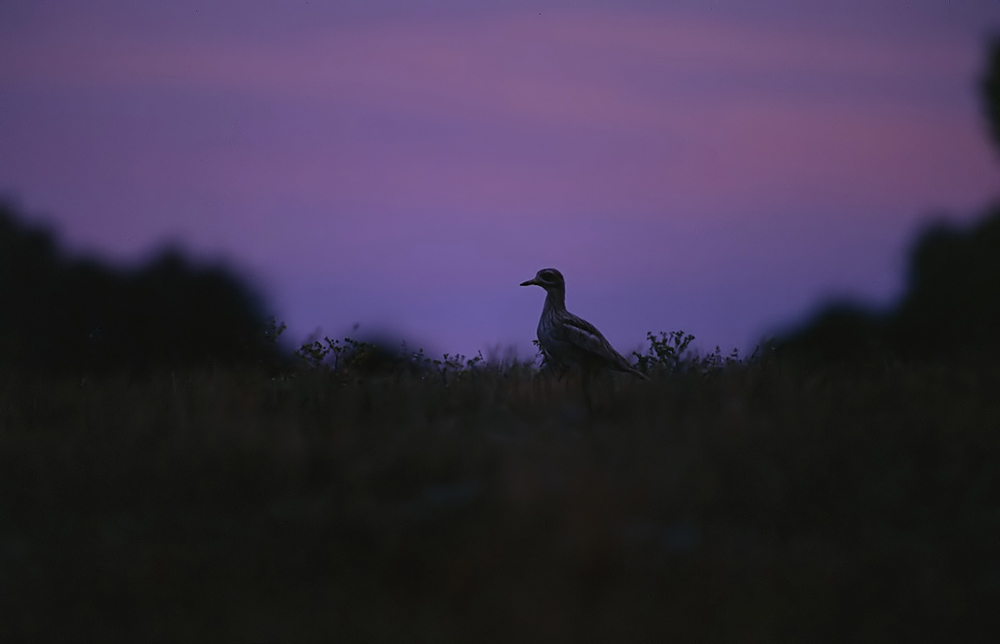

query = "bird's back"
[[538, 305, 645, 378]]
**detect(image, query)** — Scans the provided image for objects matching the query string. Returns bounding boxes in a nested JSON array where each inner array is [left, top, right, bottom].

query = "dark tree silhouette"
[[778, 40, 1000, 365], [983, 35, 1000, 153], [0, 202, 281, 376], [887, 213, 1000, 360]]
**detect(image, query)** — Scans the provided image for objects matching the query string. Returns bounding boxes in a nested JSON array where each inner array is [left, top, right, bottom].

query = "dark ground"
[[2, 357, 998, 642]]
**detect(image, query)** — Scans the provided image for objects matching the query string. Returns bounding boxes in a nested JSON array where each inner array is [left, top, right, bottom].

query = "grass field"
[[2, 346, 999, 642]]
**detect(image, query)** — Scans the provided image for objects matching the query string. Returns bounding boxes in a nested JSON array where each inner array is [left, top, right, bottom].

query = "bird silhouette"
[[521, 268, 648, 380]]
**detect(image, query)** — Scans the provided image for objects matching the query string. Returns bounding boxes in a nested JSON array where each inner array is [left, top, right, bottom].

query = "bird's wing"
[[560, 314, 636, 371]]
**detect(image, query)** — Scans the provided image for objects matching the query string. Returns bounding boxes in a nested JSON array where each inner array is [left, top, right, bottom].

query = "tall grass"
[[1, 336, 998, 642]]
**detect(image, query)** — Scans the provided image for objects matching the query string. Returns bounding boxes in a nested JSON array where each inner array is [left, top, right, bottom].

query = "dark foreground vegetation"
[[2, 34, 999, 644], [2, 352, 999, 642]]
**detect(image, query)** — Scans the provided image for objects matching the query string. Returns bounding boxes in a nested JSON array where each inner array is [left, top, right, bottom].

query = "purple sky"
[[2, 0, 998, 359]]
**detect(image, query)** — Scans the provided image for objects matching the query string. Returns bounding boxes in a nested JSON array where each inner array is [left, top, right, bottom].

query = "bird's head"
[[520, 268, 565, 292]]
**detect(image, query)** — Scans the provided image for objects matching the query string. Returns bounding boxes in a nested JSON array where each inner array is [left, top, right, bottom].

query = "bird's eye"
[[539, 271, 553, 281]]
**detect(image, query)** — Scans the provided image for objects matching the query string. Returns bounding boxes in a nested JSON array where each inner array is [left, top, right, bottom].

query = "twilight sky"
[[1, 0, 998, 358]]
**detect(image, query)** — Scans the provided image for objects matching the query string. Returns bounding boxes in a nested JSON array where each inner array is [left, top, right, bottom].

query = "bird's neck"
[[544, 288, 567, 314]]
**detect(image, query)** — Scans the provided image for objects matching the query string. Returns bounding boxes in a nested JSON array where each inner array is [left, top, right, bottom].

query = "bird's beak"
[[520, 278, 539, 287]]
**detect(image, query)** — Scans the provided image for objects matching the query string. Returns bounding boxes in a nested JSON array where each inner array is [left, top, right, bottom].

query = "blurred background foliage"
[[775, 35, 1000, 366], [0, 202, 281, 376]]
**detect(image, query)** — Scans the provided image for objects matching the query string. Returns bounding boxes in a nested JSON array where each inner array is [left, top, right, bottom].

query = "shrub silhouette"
[[0, 202, 279, 375], [773, 303, 887, 365], [779, 205, 1000, 365]]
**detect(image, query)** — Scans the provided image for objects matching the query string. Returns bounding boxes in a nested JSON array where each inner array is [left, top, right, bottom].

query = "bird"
[[520, 268, 648, 380]]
